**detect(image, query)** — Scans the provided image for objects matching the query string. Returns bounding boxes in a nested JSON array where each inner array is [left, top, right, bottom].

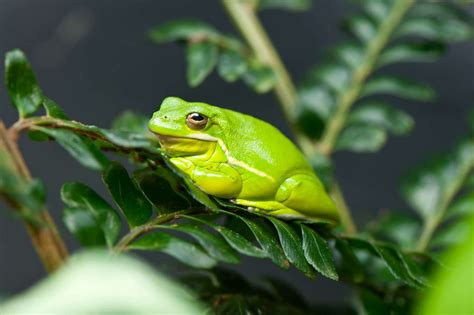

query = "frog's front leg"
[[170, 157, 242, 198]]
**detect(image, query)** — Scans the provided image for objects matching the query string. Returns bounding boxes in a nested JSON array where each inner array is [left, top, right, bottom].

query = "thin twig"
[[0, 120, 68, 272]]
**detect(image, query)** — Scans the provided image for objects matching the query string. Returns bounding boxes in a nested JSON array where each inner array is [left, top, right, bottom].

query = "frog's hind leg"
[[275, 174, 338, 221]]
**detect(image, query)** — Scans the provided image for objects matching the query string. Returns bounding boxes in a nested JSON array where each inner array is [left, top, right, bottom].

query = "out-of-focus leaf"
[[332, 42, 364, 69], [360, 0, 391, 23], [397, 16, 473, 43], [183, 215, 266, 258], [148, 19, 218, 43], [61, 182, 121, 247], [446, 191, 474, 219], [347, 102, 414, 135], [102, 162, 153, 227], [225, 211, 289, 269], [309, 153, 335, 189], [300, 224, 338, 280], [0, 251, 205, 314], [356, 288, 400, 315], [217, 49, 247, 82], [130, 232, 217, 269], [242, 63, 276, 93], [361, 76, 436, 101], [378, 42, 445, 67], [267, 218, 315, 278], [34, 127, 109, 171], [164, 223, 240, 264], [430, 219, 470, 249], [134, 167, 191, 214], [344, 15, 377, 44], [5, 49, 43, 118], [334, 238, 364, 283], [63, 207, 106, 247], [112, 111, 149, 134], [335, 125, 387, 152], [368, 212, 420, 248], [417, 216, 474, 315], [401, 139, 474, 220], [186, 42, 218, 87], [310, 64, 351, 93], [259, 0, 311, 11]]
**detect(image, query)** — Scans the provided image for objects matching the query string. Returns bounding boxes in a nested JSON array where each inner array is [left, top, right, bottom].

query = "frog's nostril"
[[163, 115, 168, 120]]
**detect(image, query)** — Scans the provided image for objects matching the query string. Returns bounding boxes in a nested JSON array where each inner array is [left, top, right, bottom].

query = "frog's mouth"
[[154, 133, 217, 156]]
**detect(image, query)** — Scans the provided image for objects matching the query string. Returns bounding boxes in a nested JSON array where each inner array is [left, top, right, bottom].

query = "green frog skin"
[[148, 97, 339, 222]]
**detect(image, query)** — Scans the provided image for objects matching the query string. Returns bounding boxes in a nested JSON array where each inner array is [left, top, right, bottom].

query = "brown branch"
[[0, 120, 68, 272]]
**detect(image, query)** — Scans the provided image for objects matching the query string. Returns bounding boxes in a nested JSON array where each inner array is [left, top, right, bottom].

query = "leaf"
[[368, 212, 421, 248], [164, 223, 240, 264], [335, 125, 387, 152], [63, 207, 106, 247], [43, 97, 68, 119], [134, 167, 191, 214], [300, 224, 338, 280], [34, 127, 110, 171], [111, 111, 149, 133], [430, 219, 471, 249], [259, 0, 311, 11], [310, 64, 351, 93], [334, 238, 364, 283], [267, 218, 316, 278], [130, 232, 217, 269], [332, 42, 364, 69], [217, 49, 247, 82], [224, 211, 289, 269], [102, 162, 153, 227], [242, 63, 276, 93], [378, 42, 445, 67], [5, 49, 43, 118], [347, 102, 414, 135], [344, 15, 377, 44], [397, 15, 473, 43], [446, 191, 474, 219], [148, 19, 218, 43], [361, 76, 436, 101], [61, 182, 121, 247], [308, 153, 335, 189], [186, 42, 218, 87], [183, 215, 266, 258]]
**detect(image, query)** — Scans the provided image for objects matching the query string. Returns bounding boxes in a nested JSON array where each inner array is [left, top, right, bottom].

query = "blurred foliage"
[[0, 0, 473, 314]]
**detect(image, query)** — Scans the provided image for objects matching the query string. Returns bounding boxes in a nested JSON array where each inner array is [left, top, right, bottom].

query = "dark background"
[[0, 0, 473, 304]]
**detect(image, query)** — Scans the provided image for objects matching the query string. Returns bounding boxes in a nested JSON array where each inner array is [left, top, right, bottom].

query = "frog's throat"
[[156, 133, 274, 182]]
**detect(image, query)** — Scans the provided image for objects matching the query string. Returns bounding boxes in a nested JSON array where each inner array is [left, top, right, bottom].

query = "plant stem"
[[317, 0, 414, 155], [416, 157, 474, 251], [114, 210, 192, 253], [0, 120, 68, 272], [331, 183, 356, 234], [221, 0, 357, 232]]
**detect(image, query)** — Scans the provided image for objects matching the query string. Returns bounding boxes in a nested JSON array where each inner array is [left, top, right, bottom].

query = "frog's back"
[[221, 109, 313, 181]]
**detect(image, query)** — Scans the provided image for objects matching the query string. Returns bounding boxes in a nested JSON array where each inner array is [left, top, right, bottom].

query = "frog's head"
[[148, 96, 226, 156]]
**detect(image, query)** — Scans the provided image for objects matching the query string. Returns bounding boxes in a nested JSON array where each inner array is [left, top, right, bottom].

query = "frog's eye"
[[186, 112, 208, 130]]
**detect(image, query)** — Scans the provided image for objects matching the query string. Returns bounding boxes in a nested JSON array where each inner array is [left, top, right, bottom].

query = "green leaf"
[[361, 76, 436, 101], [111, 111, 149, 134], [308, 153, 335, 189], [224, 211, 289, 269], [310, 64, 351, 93], [335, 125, 387, 152], [397, 16, 473, 43], [134, 167, 191, 214], [300, 224, 338, 280], [368, 212, 420, 248], [34, 127, 110, 171], [360, 0, 391, 23], [102, 162, 153, 227], [267, 218, 316, 278], [259, 0, 311, 11], [347, 102, 414, 135], [334, 238, 364, 283], [332, 42, 365, 69], [242, 63, 276, 93], [43, 97, 68, 119], [61, 182, 121, 247], [164, 223, 240, 264], [446, 191, 474, 219], [183, 215, 266, 258], [130, 232, 217, 269], [378, 42, 445, 67], [148, 19, 218, 43], [5, 49, 43, 118], [430, 219, 471, 249], [63, 207, 106, 247], [186, 42, 218, 87], [217, 49, 247, 82], [344, 15, 377, 44]]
